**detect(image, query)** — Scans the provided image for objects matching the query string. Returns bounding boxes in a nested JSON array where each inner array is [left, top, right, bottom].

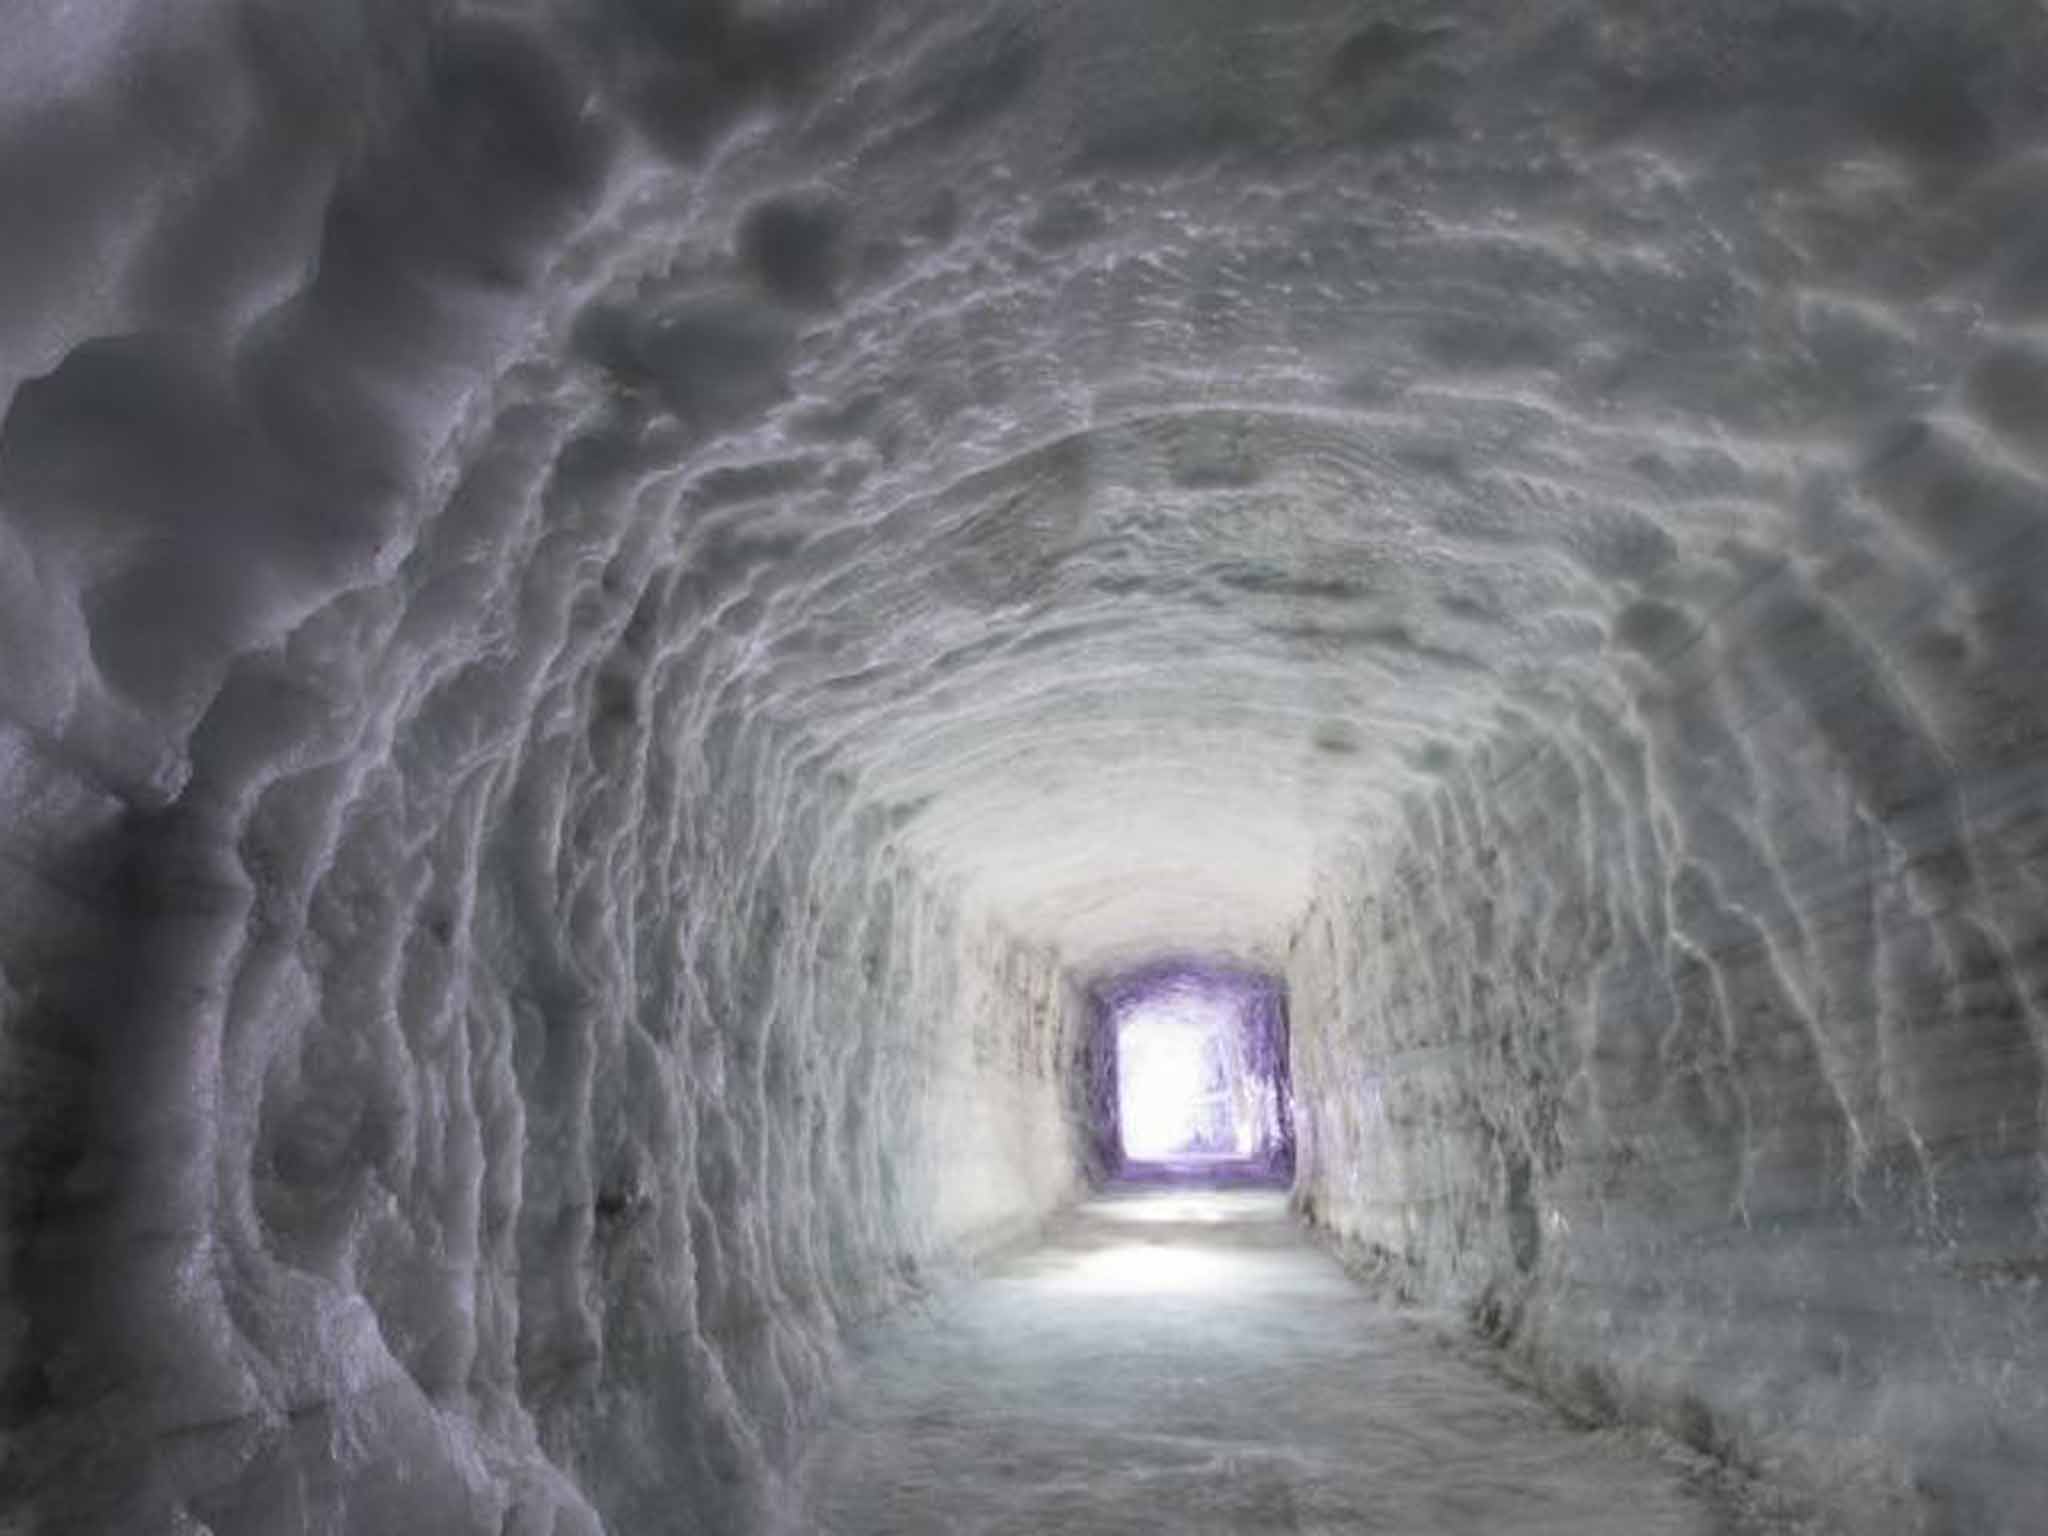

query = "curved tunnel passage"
[[4, 2, 2048, 1531]]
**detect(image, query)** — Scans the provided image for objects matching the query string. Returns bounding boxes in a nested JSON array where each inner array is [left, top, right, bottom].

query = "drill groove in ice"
[[3, 1, 2048, 1530]]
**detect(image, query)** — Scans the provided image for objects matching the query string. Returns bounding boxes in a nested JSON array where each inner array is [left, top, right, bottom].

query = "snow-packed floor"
[[792, 1169, 1783, 1535]]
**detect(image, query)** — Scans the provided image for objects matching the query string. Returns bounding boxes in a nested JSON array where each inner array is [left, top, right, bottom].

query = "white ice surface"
[[791, 1179, 1805, 1536]]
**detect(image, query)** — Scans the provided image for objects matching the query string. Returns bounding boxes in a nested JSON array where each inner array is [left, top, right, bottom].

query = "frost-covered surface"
[[5, 0, 2048, 1530], [793, 1179, 1804, 1536], [1286, 578, 2048, 1527]]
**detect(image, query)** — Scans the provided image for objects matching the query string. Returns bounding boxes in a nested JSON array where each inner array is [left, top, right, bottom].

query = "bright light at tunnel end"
[[1098, 960, 1294, 1170], [1119, 1010, 1223, 1158]]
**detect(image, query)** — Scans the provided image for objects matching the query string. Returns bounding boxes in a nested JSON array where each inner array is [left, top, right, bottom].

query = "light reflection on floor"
[[794, 1172, 1776, 1535]]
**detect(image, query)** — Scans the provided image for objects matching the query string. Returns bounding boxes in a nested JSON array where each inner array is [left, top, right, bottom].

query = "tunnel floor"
[[791, 1171, 1792, 1535]]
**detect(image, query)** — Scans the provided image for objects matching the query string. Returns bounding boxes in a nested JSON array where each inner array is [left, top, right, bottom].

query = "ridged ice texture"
[[0, 6, 1093, 1531], [1287, 596, 2048, 1526], [6, 0, 2048, 1531]]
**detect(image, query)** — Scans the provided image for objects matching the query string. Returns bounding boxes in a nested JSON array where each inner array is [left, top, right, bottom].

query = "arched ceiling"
[[582, 0, 2044, 969], [8, 0, 2046, 971]]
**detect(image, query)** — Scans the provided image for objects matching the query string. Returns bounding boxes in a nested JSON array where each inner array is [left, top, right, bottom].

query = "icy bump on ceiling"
[[5, 0, 2048, 1530]]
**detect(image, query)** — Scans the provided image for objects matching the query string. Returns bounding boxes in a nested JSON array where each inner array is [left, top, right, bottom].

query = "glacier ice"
[[3, 0, 2048, 1531], [792, 1181, 1778, 1535]]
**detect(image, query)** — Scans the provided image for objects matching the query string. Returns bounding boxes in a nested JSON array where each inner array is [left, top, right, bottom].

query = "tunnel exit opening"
[[1118, 998, 1248, 1159], [1086, 960, 1294, 1177]]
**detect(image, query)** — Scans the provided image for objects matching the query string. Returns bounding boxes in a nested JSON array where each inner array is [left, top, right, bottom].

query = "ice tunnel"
[[3, 2, 2048, 1531]]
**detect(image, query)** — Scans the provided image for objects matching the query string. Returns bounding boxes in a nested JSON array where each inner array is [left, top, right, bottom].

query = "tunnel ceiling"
[[7, 0, 2047, 976]]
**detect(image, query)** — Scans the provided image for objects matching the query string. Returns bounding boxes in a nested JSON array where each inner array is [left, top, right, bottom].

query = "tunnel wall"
[[0, 28, 1091, 1524], [0, 6, 1110, 1532], [1288, 487, 2048, 1530], [1, 577, 1086, 1536]]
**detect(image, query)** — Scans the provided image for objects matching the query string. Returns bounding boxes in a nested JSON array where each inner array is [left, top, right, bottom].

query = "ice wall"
[[5, 0, 2048, 1531], [0, 288, 1085, 1525], [1288, 560, 2048, 1524], [0, 5, 1089, 1531]]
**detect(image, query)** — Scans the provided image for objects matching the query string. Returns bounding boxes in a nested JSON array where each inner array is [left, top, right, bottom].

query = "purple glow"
[[1085, 958, 1294, 1175]]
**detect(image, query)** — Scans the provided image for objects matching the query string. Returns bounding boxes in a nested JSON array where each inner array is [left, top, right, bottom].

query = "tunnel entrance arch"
[[1083, 959, 1295, 1177]]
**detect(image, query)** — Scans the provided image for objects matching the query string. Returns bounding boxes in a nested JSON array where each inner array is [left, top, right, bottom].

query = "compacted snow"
[[793, 1173, 1790, 1536], [4, 0, 2048, 1531]]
